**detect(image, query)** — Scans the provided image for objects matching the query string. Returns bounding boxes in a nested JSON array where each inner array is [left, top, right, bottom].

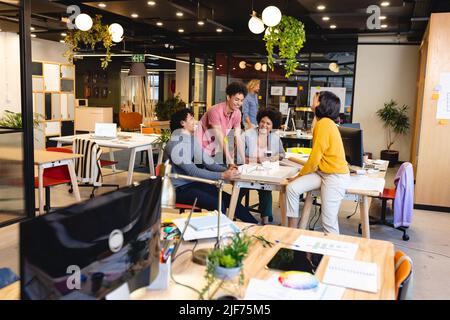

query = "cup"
[[91, 272, 105, 294]]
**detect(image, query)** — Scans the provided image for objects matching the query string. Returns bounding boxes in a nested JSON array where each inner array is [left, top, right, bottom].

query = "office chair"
[[73, 138, 119, 198], [34, 147, 74, 213], [119, 111, 142, 132], [394, 250, 414, 300]]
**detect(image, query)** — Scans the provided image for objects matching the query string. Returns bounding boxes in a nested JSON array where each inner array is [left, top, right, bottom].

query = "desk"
[[0, 148, 82, 215], [229, 156, 389, 239], [279, 131, 313, 148], [131, 222, 395, 300], [50, 132, 162, 185]]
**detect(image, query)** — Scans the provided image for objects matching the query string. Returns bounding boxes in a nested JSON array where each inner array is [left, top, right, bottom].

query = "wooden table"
[[131, 221, 395, 300], [0, 148, 83, 215], [51, 132, 162, 185]]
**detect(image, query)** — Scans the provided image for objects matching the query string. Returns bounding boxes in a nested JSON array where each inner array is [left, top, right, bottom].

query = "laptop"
[[91, 123, 117, 140]]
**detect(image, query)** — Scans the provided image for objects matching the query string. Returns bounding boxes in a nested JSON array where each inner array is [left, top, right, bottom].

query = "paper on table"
[[172, 213, 240, 241], [244, 275, 345, 300], [105, 282, 130, 300], [345, 175, 385, 193], [322, 257, 378, 293], [292, 235, 358, 260], [437, 72, 450, 119]]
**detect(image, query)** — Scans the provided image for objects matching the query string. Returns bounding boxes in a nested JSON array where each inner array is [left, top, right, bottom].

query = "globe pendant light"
[[262, 6, 282, 27], [248, 11, 265, 34], [109, 23, 124, 43], [75, 13, 93, 31], [254, 62, 262, 71]]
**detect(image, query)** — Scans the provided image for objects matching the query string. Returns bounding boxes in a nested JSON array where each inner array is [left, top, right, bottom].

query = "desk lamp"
[[160, 160, 225, 265]]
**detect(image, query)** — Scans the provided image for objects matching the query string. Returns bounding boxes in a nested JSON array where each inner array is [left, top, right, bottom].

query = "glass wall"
[[0, 2, 27, 225], [213, 51, 356, 129]]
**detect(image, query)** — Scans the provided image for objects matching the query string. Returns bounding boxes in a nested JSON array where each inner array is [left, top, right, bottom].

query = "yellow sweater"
[[300, 117, 349, 176]]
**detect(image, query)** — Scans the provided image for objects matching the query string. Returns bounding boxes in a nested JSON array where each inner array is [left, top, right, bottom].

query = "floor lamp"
[[160, 160, 225, 265]]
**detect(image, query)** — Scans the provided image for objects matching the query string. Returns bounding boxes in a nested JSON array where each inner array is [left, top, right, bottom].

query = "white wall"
[[353, 44, 419, 161], [0, 33, 70, 115]]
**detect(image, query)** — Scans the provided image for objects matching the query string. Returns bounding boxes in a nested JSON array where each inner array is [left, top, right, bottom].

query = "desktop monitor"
[[20, 178, 162, 300], [338, 126, 364, 167]]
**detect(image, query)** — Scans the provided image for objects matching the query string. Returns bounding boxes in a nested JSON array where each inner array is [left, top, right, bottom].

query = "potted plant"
[[0, 110, 42, 129], [63, 15, 114, 69], [263, 15, 306, 78], [376, 100, 410, 167], [155, 94, 186, 121], [199, 233, 253, 300]]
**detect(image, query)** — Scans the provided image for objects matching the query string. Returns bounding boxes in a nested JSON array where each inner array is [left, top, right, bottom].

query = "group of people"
[[164, 80, 349, 234]]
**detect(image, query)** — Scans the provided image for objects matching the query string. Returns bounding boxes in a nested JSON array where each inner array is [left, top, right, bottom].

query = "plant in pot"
[[263, 15, 306, 78], [155, 94, 186, 121], [376, 100, 410, 167], [0, 110, 43, 129], [199, 232, 253, 300]]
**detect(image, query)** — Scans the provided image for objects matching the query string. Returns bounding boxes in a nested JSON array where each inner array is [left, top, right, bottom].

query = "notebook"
[[91, 123, 117, 140], [189, 215, 232, 231]]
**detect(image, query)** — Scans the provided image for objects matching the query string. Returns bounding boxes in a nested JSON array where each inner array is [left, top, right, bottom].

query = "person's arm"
[[242, 98, 253, 128], [234, 126, 246, 165], [298, 122, 329, 177], [210, 124, 231, 163]]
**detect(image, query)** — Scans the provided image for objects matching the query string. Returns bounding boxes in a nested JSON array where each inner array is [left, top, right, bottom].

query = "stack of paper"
[[172, 214, 240, 241]]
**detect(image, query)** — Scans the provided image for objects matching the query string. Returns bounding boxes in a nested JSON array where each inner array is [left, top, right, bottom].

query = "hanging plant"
[[63, 15, 114, 69], [263, 15, 306, 78]]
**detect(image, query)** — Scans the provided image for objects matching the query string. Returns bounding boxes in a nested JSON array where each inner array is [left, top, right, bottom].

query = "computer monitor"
[[338, 126, 364, 167], [20, 178, 162, 300]]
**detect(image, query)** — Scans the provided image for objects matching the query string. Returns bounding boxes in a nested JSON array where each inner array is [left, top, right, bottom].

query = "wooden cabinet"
[[411, 13, 450, 209], [75, 107, 113, 132], [32, 61, 75, 149]]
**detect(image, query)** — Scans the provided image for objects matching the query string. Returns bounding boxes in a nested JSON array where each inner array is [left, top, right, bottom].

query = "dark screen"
[[20, 178, 162, 300], [266, 248, 323, 274], [338, 126, 364, 167]]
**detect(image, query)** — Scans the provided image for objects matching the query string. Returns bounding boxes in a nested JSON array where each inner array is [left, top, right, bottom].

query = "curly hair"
[[170, 108, 193, 132], [256, 108, 282, 129], [226, 81, 248, 97]]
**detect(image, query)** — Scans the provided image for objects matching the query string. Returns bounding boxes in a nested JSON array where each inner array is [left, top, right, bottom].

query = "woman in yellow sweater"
[[286, 91, 349, 234]]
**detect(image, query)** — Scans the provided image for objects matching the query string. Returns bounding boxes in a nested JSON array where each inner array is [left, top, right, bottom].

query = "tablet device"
[[265, 248, 323, 274]]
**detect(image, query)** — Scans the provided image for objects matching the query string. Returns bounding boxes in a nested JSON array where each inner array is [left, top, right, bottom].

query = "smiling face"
[[180, 112, 195, 133], [226, 93, 245, 113], [258, 116, 273, 134]]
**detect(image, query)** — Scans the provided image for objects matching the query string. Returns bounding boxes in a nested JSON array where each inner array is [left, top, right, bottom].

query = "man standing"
[[198, 82, 247, 165], [242, 79, 260, 129]]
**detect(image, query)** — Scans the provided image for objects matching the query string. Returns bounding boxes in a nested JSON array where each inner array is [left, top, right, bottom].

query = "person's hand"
[[286, 173, 300, 182], [222, 168, 240, 181], [228, 163, 238, 170]]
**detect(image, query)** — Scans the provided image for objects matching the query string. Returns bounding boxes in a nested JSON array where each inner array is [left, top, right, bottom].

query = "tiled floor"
[[1, 165, 449, 299]]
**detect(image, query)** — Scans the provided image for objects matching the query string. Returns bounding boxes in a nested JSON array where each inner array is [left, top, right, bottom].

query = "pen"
[[274, 239, 301, 248]]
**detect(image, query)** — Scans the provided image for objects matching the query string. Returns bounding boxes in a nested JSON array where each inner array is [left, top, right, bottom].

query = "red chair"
[[155, 164, 201, 213], [34, 147, 73, 213]]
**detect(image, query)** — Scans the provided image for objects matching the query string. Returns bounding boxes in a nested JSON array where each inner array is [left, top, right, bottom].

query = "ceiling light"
[[329, 62, 339, 73], [254, 62, 262, 71], [61, 32, 67, 37], [322, 16, 330, 21], [381, 24, 388, 28], [108, 23, 123, 42], [216, 28, 223, 32], [178, 28, 184, 33], [248, 11, 265, 34], [198, 20, 205, 26], [164, 43, 169, 48], [156, 21, 163, 26], [262, 6, 282, 27], [31, 34, 36, 38], [317, 5, 326, 10], [30, 27, 35, 31], [147, 1, 156, 5], [98, 3, 106, 8], [169, 45, 174, 49], [330, 25, 337, 29], [131, 13, 139, 18], [261, 64, 267, 72], [75, 13, 93, 31], [381, 1, 390, 7], [59, 40, 65, 43], [176, 12, 183, 17], [239, 61, 246, 69], [380, 16, 387, 20], [232, 67, 236, 70], [219, 64, 223, 67]]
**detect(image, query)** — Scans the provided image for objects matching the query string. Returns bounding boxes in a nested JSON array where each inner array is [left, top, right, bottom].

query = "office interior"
[[0, 0, 449, 301]]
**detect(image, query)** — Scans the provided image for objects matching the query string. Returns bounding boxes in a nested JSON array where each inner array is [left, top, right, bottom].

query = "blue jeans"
[[238, 189, 273, 220], [175, 182, 258, 224]]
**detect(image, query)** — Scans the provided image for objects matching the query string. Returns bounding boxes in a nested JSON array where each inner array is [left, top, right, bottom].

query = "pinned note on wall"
[[436, 73, 450, 119]]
